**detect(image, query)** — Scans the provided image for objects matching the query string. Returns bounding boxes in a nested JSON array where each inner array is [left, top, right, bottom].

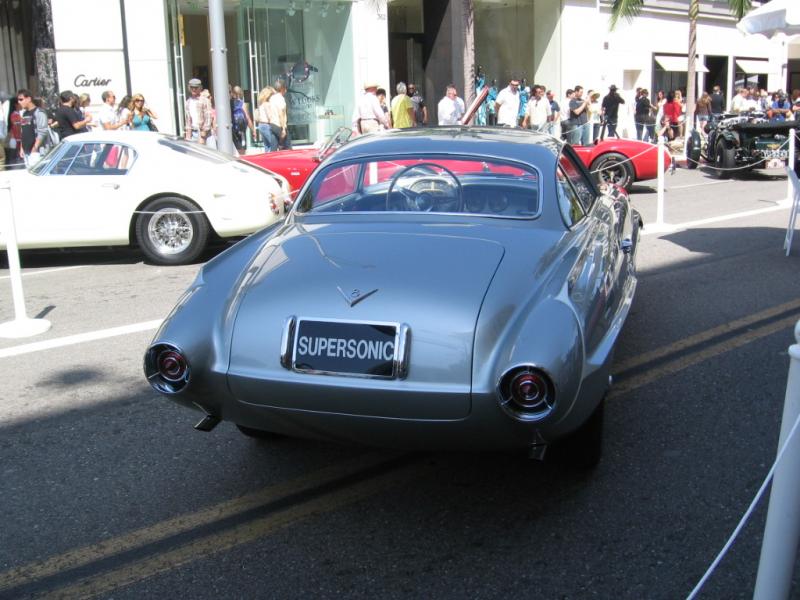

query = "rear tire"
[[713, 140, 736, 179], [590, 152, 635, 191], [686, 131, 701, 170], [548, 398, 604, 470], [135, 197, 209, 265]]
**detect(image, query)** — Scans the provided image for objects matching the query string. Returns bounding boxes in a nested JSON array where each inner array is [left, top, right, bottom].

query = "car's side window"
[[556, 166, 586, 227], [558, 152, 596, 212], [64, 143, 137, 176]]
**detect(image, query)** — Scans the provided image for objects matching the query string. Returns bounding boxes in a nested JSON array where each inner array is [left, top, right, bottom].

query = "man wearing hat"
[[185, 78, 212, 144], [601, 84, 625, 139], [494, 77, 521, 127], [352, 81, 388, 135]]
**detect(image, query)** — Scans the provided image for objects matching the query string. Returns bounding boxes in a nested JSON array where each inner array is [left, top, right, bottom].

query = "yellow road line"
[[614, 297, 800, 374], [610, 313, 798, 399], [44, 462, 429, 600], [0, 452, 400, 593]]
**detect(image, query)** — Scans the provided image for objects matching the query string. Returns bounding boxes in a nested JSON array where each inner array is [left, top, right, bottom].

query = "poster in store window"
[[286, 61, 320, 126]]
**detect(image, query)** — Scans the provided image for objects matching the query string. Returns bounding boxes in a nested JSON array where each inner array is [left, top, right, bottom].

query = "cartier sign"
[[73, 74, 112, 87]]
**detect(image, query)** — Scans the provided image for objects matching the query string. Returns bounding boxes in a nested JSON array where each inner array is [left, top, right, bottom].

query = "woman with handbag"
[[129, 94, 158, 131]]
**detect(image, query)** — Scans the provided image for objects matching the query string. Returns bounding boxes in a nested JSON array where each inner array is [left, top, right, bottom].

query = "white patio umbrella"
[[737, 0, 800, 38]]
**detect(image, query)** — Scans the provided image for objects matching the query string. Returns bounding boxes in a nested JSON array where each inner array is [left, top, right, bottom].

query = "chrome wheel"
[[136, 197, 209, 265], [147, 208, 194, 255]]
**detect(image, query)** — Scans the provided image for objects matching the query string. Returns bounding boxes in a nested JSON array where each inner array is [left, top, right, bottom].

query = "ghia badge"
[[337, 286, 378, 307]]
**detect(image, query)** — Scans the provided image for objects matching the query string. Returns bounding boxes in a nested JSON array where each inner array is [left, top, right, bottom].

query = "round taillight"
[[498, 366, 556, 421], [144, 343, 190, 394], [158, 350, 187, 382]]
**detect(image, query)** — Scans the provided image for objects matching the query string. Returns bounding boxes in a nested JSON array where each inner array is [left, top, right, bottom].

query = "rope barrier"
[[685, 409, 800, 600], [588, 143, 664, 175]]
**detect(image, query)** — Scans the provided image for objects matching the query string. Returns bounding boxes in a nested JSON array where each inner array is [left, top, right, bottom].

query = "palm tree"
[[31, 0, 59, 108], [610, 0, 751, 135]]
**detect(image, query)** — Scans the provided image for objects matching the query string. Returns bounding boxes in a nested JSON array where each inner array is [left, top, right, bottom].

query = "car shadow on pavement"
[[0, 241, 236, 270]]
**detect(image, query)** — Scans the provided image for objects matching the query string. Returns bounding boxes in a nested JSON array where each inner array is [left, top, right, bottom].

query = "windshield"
[[295, 156, 540, 218]]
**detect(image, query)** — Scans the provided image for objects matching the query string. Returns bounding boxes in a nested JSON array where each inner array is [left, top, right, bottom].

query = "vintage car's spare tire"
[[135, 197, 209, 265], [236, 424, 284, 440], [548, 398, 604, 470], [713, 140, 736, 179], [590, 153, 634, 191]]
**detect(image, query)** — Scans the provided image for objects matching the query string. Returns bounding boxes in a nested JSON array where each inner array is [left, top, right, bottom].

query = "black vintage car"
[[686, 112, 799, 178]]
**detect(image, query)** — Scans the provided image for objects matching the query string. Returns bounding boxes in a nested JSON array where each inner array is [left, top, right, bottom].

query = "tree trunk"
[[461, 0, 475, 107], [31, 0, 58, 109], [686, 0, 698, 137]]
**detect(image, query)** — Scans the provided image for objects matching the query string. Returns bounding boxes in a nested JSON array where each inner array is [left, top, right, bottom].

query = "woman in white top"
[[256, 86, 279, 152]]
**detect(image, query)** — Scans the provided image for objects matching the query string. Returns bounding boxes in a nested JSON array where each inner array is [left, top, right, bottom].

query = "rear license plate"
[[292, 319, 400, 378], [760, 149, 788, 159]]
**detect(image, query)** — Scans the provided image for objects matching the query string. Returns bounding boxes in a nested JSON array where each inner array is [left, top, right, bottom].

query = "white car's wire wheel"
[[135, 197, 209, 265], [590, 152, 634, 191]]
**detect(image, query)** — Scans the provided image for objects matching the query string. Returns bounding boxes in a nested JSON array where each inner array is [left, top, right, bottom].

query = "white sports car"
[[0, 131, 290, 265]]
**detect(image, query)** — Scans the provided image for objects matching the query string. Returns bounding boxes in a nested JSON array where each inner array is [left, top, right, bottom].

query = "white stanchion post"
[[753, 320, 800, 600], [656, 136, 665, 227], [788, 128, 796, 205], [0, 179, 51, 338]]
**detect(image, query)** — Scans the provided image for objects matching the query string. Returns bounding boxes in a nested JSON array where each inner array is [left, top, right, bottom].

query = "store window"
[[167, 0, 355, 148], [237, 1, 355, 146]]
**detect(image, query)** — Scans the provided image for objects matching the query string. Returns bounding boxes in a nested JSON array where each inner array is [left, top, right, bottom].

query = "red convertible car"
[[243, 127, 670, 195]]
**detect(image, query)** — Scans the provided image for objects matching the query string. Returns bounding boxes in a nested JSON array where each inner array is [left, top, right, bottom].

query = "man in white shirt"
[[352, 81, 389, 134], [730, 87, 757, 114], [437, 84, 465, 125], [495, 78, 521, 127], [522, 85, 551, 132], [98, 90, 125, 130], [270, 79, 291, 149]]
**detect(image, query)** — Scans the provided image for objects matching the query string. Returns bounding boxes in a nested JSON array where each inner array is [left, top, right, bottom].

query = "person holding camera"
[[601, 85, 625, 139]]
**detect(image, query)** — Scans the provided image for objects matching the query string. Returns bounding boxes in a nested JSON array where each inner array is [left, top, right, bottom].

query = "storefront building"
[[1, 0, 797, 147]]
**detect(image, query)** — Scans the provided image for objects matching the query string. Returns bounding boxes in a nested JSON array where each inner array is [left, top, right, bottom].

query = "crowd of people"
[[0, 87, 159, 167], [0, 76, 293, 168], [5, 75, 800, 169], [351, 77, 800, 149]]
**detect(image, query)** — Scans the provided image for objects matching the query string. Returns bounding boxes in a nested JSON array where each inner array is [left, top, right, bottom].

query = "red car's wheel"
[[590, 152, 634, 191]]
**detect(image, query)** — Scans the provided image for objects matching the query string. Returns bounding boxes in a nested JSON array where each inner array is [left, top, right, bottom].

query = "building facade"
[[1, 0, 798, 146]]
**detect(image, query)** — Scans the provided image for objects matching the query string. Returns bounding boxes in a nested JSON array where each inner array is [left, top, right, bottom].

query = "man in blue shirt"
[[770, 92, 792, 121]]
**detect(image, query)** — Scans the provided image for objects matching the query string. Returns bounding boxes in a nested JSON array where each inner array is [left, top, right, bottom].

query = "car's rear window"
[[295, 156, 540, 218], [158, 137, 234, 164]]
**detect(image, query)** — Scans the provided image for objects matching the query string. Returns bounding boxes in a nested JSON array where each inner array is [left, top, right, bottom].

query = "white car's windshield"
[[295, 157, 540, 218]]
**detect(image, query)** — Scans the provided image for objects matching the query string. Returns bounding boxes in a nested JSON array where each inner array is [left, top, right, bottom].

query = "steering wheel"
[[386, 162, 463, 212]]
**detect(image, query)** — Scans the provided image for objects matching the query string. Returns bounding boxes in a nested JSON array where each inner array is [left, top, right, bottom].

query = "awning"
[[654, 55, 709, 73], [735, 59, 771, 74]]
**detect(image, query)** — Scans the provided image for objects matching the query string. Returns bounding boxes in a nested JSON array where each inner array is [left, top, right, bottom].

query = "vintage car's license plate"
[[292, 319, 399, 378], [761, 149, 788, 159]]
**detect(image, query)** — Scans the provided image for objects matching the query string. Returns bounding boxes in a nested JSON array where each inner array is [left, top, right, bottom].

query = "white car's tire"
[[135, 197, 209, 265]]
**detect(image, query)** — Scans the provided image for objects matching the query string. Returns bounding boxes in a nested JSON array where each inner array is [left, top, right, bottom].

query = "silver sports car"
[[145, 127, 640, 468]]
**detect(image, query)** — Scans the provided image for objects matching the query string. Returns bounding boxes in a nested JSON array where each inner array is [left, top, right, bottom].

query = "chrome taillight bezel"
[[497, 365, 556, 422], [145, 342, 191, 394]]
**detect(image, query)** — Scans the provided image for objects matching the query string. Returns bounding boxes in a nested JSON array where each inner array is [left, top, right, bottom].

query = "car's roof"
[[61, 131, 171, 146], [330, 127, 563, 169]]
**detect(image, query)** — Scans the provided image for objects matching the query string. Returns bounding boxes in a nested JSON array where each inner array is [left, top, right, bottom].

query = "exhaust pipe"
[[194, 413, 221, 432]]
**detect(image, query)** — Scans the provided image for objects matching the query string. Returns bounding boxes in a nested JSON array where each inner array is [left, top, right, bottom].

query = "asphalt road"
[[1, 165, 799, 599]]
